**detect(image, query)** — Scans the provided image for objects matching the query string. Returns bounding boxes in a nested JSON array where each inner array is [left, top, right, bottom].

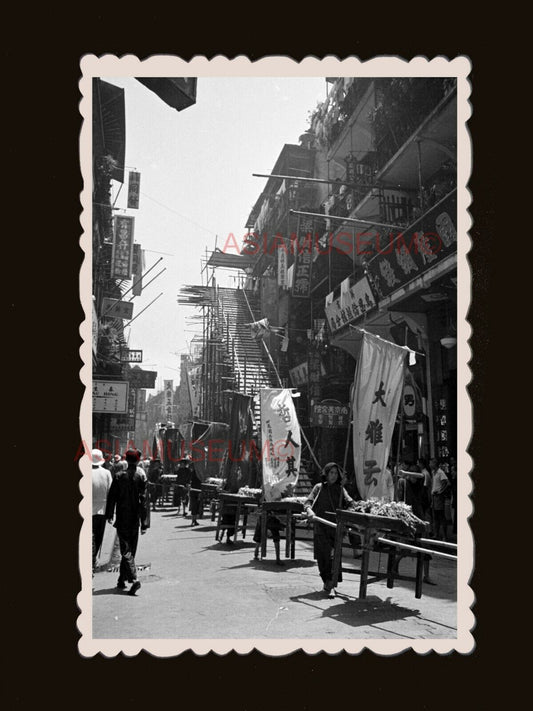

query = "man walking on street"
[[106, 448, 149, 595], [92, 448, 112, 575]]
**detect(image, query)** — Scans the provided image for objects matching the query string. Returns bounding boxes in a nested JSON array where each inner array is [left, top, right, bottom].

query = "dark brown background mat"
[[5, 19, 499, 708]]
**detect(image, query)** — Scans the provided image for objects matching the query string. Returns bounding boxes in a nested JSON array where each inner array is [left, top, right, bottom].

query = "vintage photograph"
[[79, 55, 472, 655]]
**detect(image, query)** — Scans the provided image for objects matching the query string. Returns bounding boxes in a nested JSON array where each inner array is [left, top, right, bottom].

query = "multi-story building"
[[92, 78, 197, 453], [242, 76, 457, 471]]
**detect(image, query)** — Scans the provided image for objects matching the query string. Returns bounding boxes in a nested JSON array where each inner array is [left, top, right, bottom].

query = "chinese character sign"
[[111, 215, 135, 280], [325, 276, 376, 333], [277, 238, 288, 289], [163, 379, 174, 421], [260, 389, 301, 502], [352, 332, 407, 500], [93, 380, 129, 413], [127, 171, 141, 209], [291, 231, 313, 298]]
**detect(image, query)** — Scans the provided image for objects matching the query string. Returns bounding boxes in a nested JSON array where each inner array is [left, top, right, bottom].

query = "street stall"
[[258, 497, 312, 560], [215, 488, 261, 542], [202, 477, 223, 520], [328, 500, 456, 599]]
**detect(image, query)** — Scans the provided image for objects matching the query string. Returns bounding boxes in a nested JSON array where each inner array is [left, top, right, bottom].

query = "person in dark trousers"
[[105, 448, 149, 595], [188, 462, 203, 527], [430, 457, 450, 541], [304, 462, 356, 596], [147, 457, 163, 512], [253, 504, 285, 565], [174, 458, 192, 516]]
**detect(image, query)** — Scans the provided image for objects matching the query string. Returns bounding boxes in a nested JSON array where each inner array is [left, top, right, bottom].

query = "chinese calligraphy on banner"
[[111, 215, 135, 280], [260, 389, 301, 501], [352, 331, 407, 500]]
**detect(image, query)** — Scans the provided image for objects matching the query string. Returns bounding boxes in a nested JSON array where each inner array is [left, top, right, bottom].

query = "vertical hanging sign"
[[260, 388, 301, 501], [163, 379, 174, 422], [277, 236, 289, 289], [127, 171, 141, 209], [132, 244, 144, 296], [291, 216, 314, 298], [352, 331, 407, 500], [111, 215, 135, 280]]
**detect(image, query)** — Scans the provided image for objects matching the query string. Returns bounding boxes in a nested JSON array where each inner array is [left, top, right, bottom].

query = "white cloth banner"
[[352, 332, 407, 500], [260, 388, 301, 501], [340, 277, 351, 308], [250, 318, 269, 340]]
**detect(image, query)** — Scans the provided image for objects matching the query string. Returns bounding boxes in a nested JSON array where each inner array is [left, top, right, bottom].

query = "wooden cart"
[[215, 492, 259, 542], [259, 501, 304, 560], [331, 509, 429, 599]]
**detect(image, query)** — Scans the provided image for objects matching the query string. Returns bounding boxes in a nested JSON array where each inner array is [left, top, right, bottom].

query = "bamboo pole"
[[377, 537, 457, 561]]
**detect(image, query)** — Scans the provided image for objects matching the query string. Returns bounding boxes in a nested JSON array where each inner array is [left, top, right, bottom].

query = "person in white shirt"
[[430, 458, 450, 541], [92, 448, 112, 574]]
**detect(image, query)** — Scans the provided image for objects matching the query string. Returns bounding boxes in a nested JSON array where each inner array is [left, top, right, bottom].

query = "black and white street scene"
[[82, 57, 471, 654]]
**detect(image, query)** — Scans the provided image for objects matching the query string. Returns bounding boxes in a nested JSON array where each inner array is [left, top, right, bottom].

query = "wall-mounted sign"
[[111, 215, 135, 280], [291, 221, 314, 298], [277, 237, 289, 289], [325, 275, 377, 333], [310, 400, 350, 428], [365, 190, 457, 301], [127, 369, 157, 390], [127, 171, 141, 209], [120, 349, 143, 363], [93, 380, 129, 413], [402, 384, 416, 418], [102, 297, 134, 321]]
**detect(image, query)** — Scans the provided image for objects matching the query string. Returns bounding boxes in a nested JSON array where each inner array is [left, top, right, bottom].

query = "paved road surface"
[[92, 505, 457, 640]]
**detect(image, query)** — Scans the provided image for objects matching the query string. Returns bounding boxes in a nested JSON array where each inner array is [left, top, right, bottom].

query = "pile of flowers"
[[352, 499, 429, 535]]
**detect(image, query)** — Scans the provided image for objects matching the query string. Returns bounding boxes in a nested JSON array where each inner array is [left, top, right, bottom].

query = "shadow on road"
[[199, 540, 256, 553], [92, 587, 128, 596], [173, 523, 219, 532], [289, 592, 420, 628], [221, 558, 317, 572]]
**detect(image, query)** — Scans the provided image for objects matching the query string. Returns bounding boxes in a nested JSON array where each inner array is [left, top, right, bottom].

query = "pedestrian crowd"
[[91, 446, 456, 599]]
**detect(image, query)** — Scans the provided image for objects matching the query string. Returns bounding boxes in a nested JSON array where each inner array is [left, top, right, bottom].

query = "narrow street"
[[92, 502, 457, 640]]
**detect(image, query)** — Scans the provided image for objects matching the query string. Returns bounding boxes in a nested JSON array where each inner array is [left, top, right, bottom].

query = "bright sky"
[[103, 76, 327, 392]]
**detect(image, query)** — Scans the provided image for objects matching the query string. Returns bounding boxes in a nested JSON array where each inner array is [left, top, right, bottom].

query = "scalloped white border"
[[78, 54, 473, 657]]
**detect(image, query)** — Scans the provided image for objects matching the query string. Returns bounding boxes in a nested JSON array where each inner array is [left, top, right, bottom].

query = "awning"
[[136, 78, 197, 112], [93, 79, 125, 183], [206, 249, 256, 271]]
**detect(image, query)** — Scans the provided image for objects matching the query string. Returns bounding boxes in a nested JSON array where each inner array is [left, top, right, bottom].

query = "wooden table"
[[215, 493, 258, 541], [201, 483, 220, 521], [331, 510, 429, 599], [259, 501, 304, 560]]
